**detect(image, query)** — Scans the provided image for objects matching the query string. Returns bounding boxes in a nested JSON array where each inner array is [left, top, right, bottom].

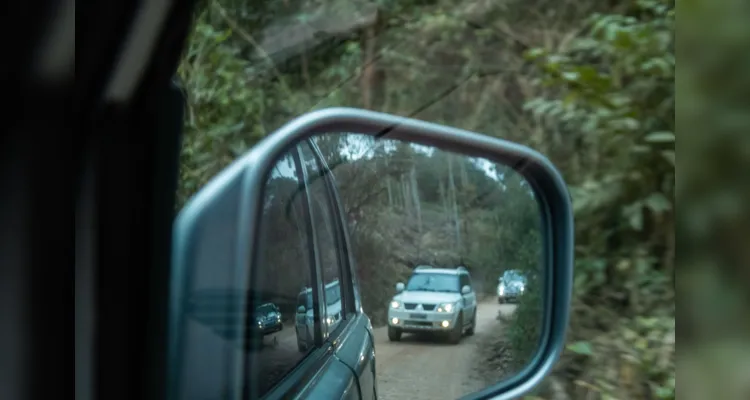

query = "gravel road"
[[374, 300, 517, 400]]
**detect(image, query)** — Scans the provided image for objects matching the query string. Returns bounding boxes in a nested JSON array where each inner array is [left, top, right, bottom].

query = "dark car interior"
[[73, 1, 198, 399]]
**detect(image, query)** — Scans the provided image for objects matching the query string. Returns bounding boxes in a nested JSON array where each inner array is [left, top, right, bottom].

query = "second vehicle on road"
[[387, 265, 478, 344]]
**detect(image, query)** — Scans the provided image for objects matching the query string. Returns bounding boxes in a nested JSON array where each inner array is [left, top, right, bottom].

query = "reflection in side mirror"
[[172, 108, 573, 400]]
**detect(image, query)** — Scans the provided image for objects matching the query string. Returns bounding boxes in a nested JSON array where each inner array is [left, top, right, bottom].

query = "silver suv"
[[387, 266, 477, 344]]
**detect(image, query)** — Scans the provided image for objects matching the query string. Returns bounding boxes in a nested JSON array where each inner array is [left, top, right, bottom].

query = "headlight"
[[390, 300, 401, 309], [437, 302, 456, 313], [498, 284, 505, 295]]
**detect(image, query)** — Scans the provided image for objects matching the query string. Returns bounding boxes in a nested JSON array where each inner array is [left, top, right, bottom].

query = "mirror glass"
[[255, 132, 543, 396], [181, 132, 545, 399]]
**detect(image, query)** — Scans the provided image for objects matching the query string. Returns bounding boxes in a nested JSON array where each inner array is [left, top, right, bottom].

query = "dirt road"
[[254, 300, 515, 399], [374, 300, 517, 400]]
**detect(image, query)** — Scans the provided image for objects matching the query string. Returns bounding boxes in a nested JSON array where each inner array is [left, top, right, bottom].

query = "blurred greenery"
[[175, 0, 750, 398]]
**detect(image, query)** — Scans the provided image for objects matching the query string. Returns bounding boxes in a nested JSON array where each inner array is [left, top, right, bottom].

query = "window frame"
[[292, 144, 328, 347], [243, 146, 329, 400], [459, 274, 471, 291], [298, 140, 356, 341], [307, 139, 362, 315]]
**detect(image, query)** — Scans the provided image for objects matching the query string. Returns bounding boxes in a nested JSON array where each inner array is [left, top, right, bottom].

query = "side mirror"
[[296, 305, 306, 314], [395, 282, 405, 293], [172, 108, 574, 400], [461, 285, 471, 295]]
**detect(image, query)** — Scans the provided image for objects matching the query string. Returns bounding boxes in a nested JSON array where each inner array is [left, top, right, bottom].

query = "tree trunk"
[[360, 9, 379, 109], [401, 174, 410, 213], [439, 179, 448, 216], [385, 157, 393, 207], [410, 165, 422, 234], [447, 155, 462, 252]]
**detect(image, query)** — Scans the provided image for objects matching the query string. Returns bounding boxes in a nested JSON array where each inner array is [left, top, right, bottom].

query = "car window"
[[246, 148, 317, 398], [406, 273, 460, 293], [459, 274, 470, 291], [297, 290, 313, 310], [503, 270, 526, 284], [256, 304, 277, 316]]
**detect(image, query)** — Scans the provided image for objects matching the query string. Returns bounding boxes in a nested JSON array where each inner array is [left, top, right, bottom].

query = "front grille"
[[406, 321, 432, 327], [506, 286, 523, 295], [403, 303, 436, 311]]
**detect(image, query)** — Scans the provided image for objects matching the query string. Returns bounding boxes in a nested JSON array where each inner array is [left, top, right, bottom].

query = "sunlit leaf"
[[644, 131, 675, 143], [567, 341, 595, 356], [644, 192, 672, 214], [661, 150, 675, 165]]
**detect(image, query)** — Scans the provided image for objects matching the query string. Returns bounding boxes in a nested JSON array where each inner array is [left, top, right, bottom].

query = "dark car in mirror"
[[497, 269, 529, 304]]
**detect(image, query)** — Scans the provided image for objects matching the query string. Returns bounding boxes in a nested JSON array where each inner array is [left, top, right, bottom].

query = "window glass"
[[459, 274, 469, 290], [406, 273, 460, 293], [245, 149, 316, 398], [299, 142, 346, 337]]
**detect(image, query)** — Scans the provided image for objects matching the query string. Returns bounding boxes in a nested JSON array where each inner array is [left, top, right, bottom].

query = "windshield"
[[406, 273, 459, 293], [255, 304, 276, 316], [502, 270, 527, 284]]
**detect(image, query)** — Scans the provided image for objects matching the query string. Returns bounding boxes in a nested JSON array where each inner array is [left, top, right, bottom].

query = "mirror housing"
[[172, 107, 574, 400], [395, 282, 405, 293], [296, 305, 306, 314], [461, 285, 471, 295]]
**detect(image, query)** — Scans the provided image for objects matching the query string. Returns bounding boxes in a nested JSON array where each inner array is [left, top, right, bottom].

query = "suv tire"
[[466, 310, 476, 336], [387, 326, 402, 342], [448, 313, 463, 344]]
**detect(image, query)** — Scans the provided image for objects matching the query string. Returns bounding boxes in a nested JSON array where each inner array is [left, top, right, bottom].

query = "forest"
[[177, 0, 678, 398]]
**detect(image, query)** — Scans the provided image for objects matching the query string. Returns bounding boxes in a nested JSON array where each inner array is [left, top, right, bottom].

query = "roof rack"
[[456, 266, 468, 272], [414, 265, 432, 270]]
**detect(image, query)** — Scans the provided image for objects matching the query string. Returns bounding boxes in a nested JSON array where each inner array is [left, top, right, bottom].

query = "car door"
[[300, 140, 377, 400]]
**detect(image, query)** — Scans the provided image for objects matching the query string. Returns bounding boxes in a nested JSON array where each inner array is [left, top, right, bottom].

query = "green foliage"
[[509, 0, 676, 398], [177, 12, 267, 206]]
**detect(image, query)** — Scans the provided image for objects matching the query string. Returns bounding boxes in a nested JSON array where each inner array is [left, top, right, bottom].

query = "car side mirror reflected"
[[172, 107, 574, 400]]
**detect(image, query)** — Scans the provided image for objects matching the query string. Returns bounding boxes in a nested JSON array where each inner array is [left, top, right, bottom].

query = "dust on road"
[[374, 300, 516, 400]]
